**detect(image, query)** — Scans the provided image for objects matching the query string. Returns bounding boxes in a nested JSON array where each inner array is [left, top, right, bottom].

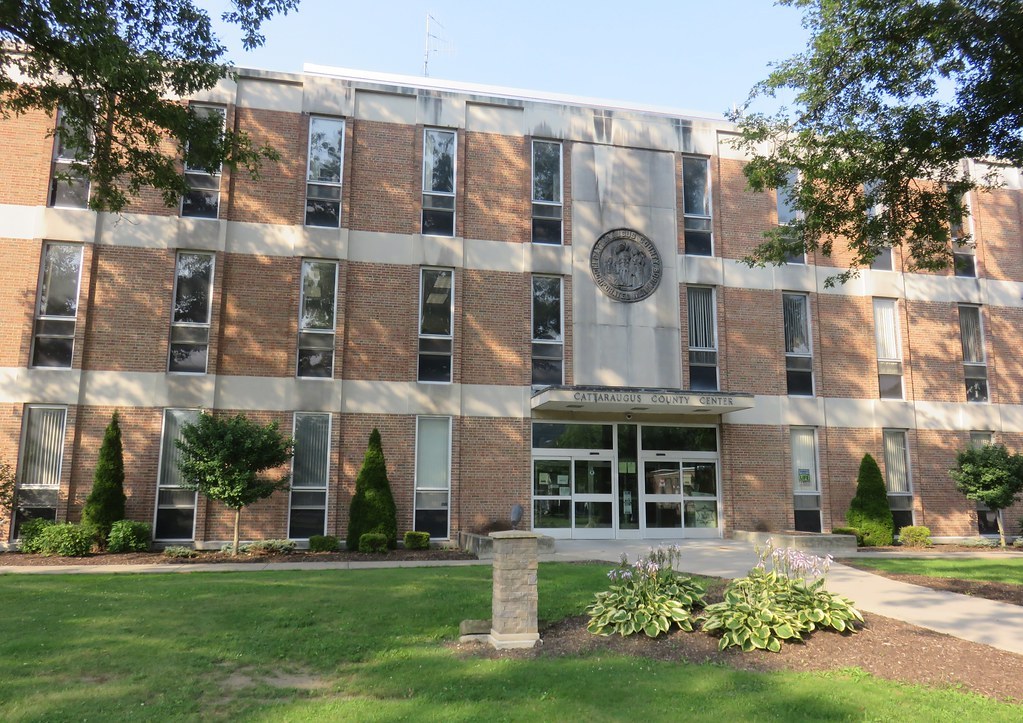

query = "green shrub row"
[[403, 531, 431, 550], [308, 534, 340, 552], [107, 520, 151, 553], [358, 532, 388, 553]]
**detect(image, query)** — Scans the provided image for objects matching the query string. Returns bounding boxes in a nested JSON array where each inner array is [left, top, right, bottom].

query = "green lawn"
[[851, 557, 1023, 585], [0, 563, 1019, 721]]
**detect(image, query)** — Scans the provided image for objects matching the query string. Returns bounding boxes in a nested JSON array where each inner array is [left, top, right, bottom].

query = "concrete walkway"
[[2, 539, 1022, 656]]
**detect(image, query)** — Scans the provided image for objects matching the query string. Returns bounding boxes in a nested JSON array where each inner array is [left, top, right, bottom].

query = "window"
[[168, 252, 214, 373], [682, 156, 712, 255], [958, 305, 988, 402], [305, 117, 345, 227], [777, 169, 804, 263], [687, 286, 718, 391], [297, 259, 337, 377], [14, 406, 66, 536], [32, 243, 83, 368], [422, 129, 455, 236], [154, 409, 199, 541], [951, 192, 976, 277], [882, 429, 914, 531], [49, 106, 90, 208], [414, 416, 451, 538], [782, 292, 813, 395], [181, 105, 226, 219], [418, 268, 453, 382], [873, 298, 903, 399], [791, 427, 821, 533], [289, 413, 330, 539], [531, 275, 563, 387], [864, 180, 892, 271], [532, 140, 563, 244], [969, 431, 999, 534]]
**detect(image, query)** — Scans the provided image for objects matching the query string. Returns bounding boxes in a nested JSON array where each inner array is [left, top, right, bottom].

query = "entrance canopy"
[[530, 385, 755, 416]]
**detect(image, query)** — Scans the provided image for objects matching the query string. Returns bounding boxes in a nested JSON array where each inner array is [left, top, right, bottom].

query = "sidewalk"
[[2, 539, 1021, 656]]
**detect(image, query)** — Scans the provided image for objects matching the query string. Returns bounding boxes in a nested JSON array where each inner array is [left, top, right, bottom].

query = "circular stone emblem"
[[589, 228, 663, 303]]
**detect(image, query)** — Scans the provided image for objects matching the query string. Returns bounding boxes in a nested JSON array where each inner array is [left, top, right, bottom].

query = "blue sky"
[[203, 0, 809, 117]]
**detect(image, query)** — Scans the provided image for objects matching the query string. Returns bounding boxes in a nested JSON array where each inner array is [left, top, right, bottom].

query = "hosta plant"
[[587, 545, 705, 638]]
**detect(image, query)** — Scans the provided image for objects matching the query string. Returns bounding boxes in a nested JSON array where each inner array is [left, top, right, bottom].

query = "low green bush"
[[244, 539, 296, 555], [308, 534, 340, 552], [107, 520, 151, 553], [897, 525, 932, 548], [587, 545, 705, 638], [961, 537, 998, 548], [162, 545, 198, 558], [359, 532, 388, 554], [830, 527, 864, 546], [18, 518, 54, 553], [403, 531, 431, 550], [1013, 536, 1023, 548], [35, 523, 93, 557], [700, 542, 862, 652]]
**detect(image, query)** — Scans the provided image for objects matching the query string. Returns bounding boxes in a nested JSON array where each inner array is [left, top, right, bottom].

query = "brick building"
[[2, 65, 1020, 546]]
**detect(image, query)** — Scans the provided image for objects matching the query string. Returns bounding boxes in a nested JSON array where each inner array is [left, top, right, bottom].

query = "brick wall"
[[460, 269, 529, 386], [226, 108, 306, 226], [457, 417, 530, 530], [348, 120, 418, 235], [719, 287, 785, 396], [0, 107, 53, 206], [463, 131, 528, 242]]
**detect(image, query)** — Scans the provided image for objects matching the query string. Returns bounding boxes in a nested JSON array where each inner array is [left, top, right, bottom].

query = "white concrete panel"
[[295, 227, 347, 260], [182, 77, 236, 105], [40, 208, 97, 243], [460, 385, 529, 418], [685, 125, 718, 157], [523, 243, 572, 276], [781, 396, 825, 426], [236, 77, 303, 113], [354, 90, 416, 125], [464, 238, 524, 273], [772, 263, 816, 293], [997, 404, 1023, 433], [720, 258, 774, 291], [347, 230, 414, 265], [864, 269, 906, 298], [903, 273, 950, 302], [101, 212, 176, 249], [303, 77, 355, 117], [0, 368, 80, 404], [466, 103, 524, 135], [524, 103, 576, 141], [982, 279, 1023, 308], [0, 204, 44, 239], [416, 235, 464, 268], [214, 376, 341, 412], [607, 114, 682, 154], [680, 255, 725, 286], [176, 217, 226, 252], [724, 394, 782, 425], [946, 276, 984, 304], [418, 95, 465, 129], [76, 371, 214, 409], [341, 380, 461, 416], [717, 131, 748, 161]]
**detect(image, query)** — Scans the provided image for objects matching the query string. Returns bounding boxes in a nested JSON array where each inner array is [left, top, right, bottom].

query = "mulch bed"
[[0, 549, 477, 566]]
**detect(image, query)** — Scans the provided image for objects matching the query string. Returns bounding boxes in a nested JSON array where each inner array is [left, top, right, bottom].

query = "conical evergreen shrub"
[[846, 453, 894, 546], [82, 411, 127, 544], [346, 429, 398, 550]]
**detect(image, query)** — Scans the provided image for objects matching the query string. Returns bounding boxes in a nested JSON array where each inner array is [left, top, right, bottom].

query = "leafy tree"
[[176, 413, 293, 555], [0, 457, 16, 537], [949, 443, 1023, 547], [346, 429, 398, 551], [81, 410, 126, 544], [846, 454, 895, 547], [0, 0, 298, 212], [733, 0, 1023, 285]]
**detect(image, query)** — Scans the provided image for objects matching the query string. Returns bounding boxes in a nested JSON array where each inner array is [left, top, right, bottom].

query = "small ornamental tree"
[[950, 444, 1023, 547], [176, 413, 293, 556], [0, 457, 16, 538], [346, 429, 398, 550], [846, 454, 895, 547], [81, 411, 127, 545]]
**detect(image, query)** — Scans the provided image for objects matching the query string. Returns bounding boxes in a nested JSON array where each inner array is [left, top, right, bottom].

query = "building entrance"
[[531, 422, 721, 539]]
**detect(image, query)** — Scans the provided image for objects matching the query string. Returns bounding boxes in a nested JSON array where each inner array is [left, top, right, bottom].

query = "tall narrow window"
[[32, 243, 83, 368], [290, 413, 330, 539], [49, 106, 90, 208], [154, 409, 199, 541], [958, 304, 988, 402], [14, 406, 66, 536], [682, 156, 712, 255], [168, 252, 214, 373], [791, 427, 821, 533], [882, 429, 913, 531], [951, 192, 976, 277], [297, 259, 337, 378], [865, 180, 892, 271], [414, 416, 451, 538], [422, 129, 455, 236], [531, 275, 563, 387], [687, 286, 718, 391], [782, 292, 813, 395], [418, 268, 453, 383], [305, 116, 345, 227], [532, 140, 563, 244], [181, 105, 226, 219], [778, 169, 805, 263], [873, 298, 903, 399]]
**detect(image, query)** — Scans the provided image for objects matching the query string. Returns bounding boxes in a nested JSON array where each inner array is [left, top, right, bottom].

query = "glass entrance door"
[[640, 457, 720, 538], [572, 454, 615, 538]]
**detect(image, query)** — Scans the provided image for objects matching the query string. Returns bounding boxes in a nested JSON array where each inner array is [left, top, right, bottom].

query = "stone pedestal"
[[488, 530, 541, 650]]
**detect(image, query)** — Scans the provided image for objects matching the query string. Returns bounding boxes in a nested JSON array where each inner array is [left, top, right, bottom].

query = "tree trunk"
[[232, 508, 241, 556], [997, 508, 1006, 548]]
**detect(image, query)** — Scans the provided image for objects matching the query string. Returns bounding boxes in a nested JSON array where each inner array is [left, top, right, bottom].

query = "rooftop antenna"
[[422, 13, 451, 76]]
